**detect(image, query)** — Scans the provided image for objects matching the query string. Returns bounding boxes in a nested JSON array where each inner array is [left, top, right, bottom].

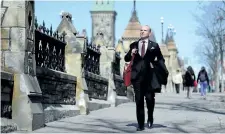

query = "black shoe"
[[147, 119, 153, 128], [136, 127, 145, 131]]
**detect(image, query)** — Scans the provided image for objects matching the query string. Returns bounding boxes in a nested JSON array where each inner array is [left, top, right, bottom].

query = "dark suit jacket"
[[124, 40, 168, 92]]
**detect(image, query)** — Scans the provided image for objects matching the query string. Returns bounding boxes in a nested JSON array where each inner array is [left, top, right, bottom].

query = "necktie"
[[141, 40, 145, 57]]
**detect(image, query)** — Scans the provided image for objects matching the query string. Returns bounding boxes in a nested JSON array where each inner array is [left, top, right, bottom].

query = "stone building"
[[90, 0, 116, 47], [1, 0, 45, 131], [55, 0, 129, 116]]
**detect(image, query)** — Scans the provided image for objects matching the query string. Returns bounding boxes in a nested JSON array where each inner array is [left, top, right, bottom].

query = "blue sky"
[[35, 0, 210, 73]]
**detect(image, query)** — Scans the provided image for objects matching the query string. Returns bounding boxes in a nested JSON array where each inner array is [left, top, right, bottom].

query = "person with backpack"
[[184, 66, 196, 99], [197, 66, 209, 99]]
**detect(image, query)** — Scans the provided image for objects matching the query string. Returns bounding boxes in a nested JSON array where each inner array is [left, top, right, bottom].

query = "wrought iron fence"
[[34, 18, 76, 105], [83, 44, 101, 75], [34, 18, 66, 72], [82, 43, 108, 100]]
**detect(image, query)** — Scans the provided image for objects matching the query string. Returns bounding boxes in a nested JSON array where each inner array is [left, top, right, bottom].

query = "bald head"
[[140, 25, 151, 40]]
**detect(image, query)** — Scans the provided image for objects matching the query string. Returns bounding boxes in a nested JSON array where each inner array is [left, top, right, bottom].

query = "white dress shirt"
[[138, 39, 148, 56]]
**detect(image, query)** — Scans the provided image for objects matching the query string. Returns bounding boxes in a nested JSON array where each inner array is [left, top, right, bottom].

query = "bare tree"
[[193, 1, 225, 92], [212, 1, 225, 92]]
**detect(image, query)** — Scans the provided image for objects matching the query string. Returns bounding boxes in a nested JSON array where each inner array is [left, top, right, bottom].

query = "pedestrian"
[[124, 25, 167, 131], [182, 74, 186, 91], [184, 66, 195, 99], [197, 66, 209, 99], [172, 69, 183, 94], [219, 81, 222, 92]]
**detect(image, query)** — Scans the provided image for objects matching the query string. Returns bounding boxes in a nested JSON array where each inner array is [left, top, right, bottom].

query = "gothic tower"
[[121, 0, 141, 52], [90, 0, 117, 47]]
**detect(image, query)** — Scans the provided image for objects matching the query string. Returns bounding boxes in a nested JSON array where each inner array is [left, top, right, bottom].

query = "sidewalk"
[[29, 93, 225, 133]]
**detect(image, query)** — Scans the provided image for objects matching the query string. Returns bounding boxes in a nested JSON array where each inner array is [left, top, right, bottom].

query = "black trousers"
[[132, 77, 155, 128], [175, 84, 180, 94]]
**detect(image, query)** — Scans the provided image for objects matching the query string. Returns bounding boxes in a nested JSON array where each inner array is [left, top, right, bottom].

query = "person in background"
[[197, 66, 209, 99], [184, 66, 196, 99], [219, 81, 222, 93], [172, 69, 183, 94], [182, 74, 186, 91]]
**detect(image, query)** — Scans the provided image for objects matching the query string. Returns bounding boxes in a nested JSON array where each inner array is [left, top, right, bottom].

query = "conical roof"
[[122, 11, 141, 39], [165, 32, 174, 44], [122, 0, 141, 39], [165, 28, 177, 50]]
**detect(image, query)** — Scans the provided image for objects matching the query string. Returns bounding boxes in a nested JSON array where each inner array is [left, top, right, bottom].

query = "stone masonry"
[[1, 0, 45, 131]]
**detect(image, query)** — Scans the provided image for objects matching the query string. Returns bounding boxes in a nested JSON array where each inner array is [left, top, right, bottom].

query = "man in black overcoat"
[[124, 25, 168, 131]]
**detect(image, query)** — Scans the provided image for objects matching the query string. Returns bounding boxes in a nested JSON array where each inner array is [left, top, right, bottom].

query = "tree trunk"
[[215, 60, 220, 92]]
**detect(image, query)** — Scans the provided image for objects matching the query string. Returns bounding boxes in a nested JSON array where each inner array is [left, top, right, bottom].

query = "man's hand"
[[131, 48, 137, 56]]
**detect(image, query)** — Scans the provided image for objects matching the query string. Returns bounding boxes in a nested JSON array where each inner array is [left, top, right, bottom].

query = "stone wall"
[[1, 0, 45, 131], [113, 74, 127, 96], [36, 67, 76, 105], [84, 71, 108, 100], [36, 67, 78, 123]]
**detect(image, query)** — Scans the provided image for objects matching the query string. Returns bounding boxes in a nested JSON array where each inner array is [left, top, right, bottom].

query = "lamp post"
[[160, 17, 164, 43]]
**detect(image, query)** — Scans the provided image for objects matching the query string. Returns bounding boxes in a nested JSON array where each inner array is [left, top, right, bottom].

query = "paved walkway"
[[33, 92, 225, 133]]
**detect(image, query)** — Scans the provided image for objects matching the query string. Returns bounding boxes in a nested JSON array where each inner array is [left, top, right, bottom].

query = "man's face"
[[140, 26, 151, 39]]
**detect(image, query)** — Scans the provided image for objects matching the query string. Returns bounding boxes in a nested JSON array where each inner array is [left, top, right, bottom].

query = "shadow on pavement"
[[43, 125, 119, 133], [171, 123, 189, 133], [126, 123, 138, 128], [156, 102, 225, 115], [126, 122, 191, 133], [126, 123, 167, 129], [44, 119, 136, 133]]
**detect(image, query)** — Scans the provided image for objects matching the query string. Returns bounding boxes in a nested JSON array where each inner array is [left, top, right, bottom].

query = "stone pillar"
[[1, 0, 44, 131], [64, 35, 89, 115], [100, 46, 116, 106]]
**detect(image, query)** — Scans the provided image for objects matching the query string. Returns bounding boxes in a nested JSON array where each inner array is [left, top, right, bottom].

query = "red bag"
[[194, 80, 198, 87], [123, 55, 135, 87]]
